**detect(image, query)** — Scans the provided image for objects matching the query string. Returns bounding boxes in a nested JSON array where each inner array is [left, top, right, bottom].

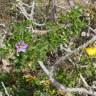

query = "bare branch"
[[54, 35, 96, 70], [1, 82, 10, 96], [0, 24, 5, 27], [68, 0, 75, 7], [30, 0, 35, 20], [16, 0, 45, 27], [80, 74, 90, 88], [38, 61, 65, 90], [0, 24, 8, 48], [38, 61, 96, 95]]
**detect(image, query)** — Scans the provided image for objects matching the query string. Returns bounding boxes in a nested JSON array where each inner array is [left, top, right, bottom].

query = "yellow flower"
[[84, 47, 96, 56], [24, 75, 36, 82], [58, 89, 65, 95], [49, 89, 56, 95], [40, 80, 51, 87]]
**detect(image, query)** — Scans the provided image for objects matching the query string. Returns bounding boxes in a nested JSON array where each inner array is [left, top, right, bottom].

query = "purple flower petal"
[[15, 40, 28, 53], [17, 48, 26, 52]]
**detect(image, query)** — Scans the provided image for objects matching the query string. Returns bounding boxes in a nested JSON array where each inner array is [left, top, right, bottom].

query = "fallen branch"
[[0, 24, 8, 48], [54, 35, 96, 70], [0, 24, 5, 28], [1, 82, 10, 96], [16, 0, 45, 27], [38, 61, 96, 95], [38, 61, 66, 90], [80, 74, 90, 88]]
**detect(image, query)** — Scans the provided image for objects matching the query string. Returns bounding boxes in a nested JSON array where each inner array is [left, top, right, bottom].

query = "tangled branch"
[[1, 82, 10, 96], [54, 27, 96, 70], [38, 61, 96, 96], [16, 0, 45, 26]]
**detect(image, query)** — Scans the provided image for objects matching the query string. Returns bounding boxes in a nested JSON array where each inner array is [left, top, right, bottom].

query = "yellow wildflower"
[[24, 74, 36, 82], [49, 89, 56, 95], [58, 89, 65, 95], [84, 47, 96, 56], [40, 80, 51, 87]]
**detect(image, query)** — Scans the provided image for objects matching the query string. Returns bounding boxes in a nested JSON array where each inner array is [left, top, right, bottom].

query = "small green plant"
[[0, 5, 94, 96]]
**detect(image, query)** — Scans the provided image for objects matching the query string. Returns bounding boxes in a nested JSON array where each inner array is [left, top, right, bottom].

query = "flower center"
[[18, 45, 24, 48]]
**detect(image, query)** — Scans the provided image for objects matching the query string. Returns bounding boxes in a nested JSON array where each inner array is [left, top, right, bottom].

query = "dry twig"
[[16, 0, 45, 26], [16, 0, 48, 35], [80, 74, 90, 88]]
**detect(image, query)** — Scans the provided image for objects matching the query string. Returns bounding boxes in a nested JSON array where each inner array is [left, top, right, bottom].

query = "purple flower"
[[15, 40, 28, 52]]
